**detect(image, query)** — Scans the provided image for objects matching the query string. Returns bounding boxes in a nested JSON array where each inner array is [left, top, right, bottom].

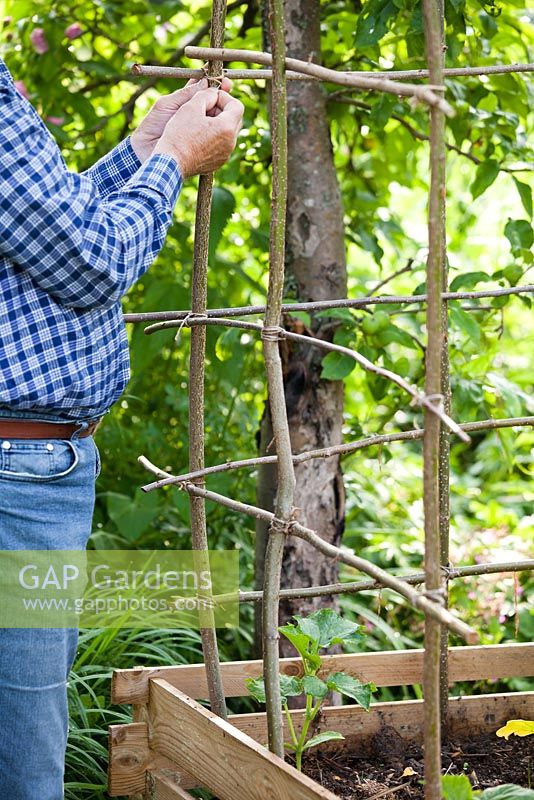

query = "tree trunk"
[[255, 0, 347, 659]]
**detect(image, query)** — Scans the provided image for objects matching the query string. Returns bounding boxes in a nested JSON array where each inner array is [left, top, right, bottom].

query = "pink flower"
[[30, 27, 49, 55], [14, 80, 29, 99], [47, 116, 65, 126], [64, 22, 83, 40]]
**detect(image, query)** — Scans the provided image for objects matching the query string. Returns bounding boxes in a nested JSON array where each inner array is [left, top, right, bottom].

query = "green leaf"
[[215, 327, 242, 362], [245, 676, 266, 703], [246, 674, 303, 704], [355, 0, 396, 48], [502, 264, 523, 287], [301, 675, 329, 699], [450, 307, 481, 344], [376, 323, 419, 350], [326, 672, 372, 710], [315, 308, 356, 324], [106, 490, 159, 542], [504, 219, 534, 254], [297, 609, 363, 649], [208, 187, 235, 264], [449, 271, 490, 292], [442, 774, 473, 800], [320, 351, 355, 381], [280, 674, 304, 700], [278, 626, 322, 671], [481, 787, 534, 800], [513, 179, 533, 219], [302, 731, 345, 751], [471, 160, 500, 200]]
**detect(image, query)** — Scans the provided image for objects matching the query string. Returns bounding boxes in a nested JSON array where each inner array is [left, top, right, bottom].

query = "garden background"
[[0, 0, 532, 797]]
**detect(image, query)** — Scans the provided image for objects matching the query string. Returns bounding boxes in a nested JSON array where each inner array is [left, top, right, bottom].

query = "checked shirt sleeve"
[[0, 82, 182, 311], [83, 137, 142, 198]]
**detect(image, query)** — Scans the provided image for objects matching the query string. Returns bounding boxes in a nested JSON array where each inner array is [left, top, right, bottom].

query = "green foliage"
[[442, 774, 534, 800], [247, 610, 373, 770]]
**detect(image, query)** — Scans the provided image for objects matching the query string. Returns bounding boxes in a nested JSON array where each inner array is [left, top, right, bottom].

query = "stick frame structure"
[[108, 4, 534, 799]]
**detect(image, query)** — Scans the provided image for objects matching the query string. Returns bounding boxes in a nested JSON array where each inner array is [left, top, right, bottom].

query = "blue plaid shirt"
[[0, 58, 183, 420]]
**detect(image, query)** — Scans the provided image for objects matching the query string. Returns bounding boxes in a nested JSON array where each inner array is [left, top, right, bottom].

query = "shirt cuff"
[[86, 136, 142, 196], [127, 154, 183, 210]]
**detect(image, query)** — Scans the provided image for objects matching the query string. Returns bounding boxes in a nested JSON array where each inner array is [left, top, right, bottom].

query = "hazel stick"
[[184, 46, 455, 114], [187, 0, 228, 722], [422, 1, 447, 795]]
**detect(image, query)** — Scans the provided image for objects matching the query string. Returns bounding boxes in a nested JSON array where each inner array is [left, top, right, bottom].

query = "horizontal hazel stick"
[[139, 416, 534, 490], [142, 315, 469, 442], [131, 62, 534, 82], [237, 559, 534, 602], [139, 456, 478, 644], [123, 284, 534, 324], [184, 46, 454, 116]]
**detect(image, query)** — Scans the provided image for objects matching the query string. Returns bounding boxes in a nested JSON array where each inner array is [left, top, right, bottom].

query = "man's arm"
[[0, 82, 242, 312], [0, 82, 181, 311], [83, 137, 141, 199]]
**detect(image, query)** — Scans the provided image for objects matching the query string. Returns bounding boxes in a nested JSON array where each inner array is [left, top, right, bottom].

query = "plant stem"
[[295, 693, 315, 771], [284, 701, 299, 750]]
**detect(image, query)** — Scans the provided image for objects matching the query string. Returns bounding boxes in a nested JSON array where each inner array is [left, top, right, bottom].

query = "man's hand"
[[130, 77, 233, 163], [153, 87, 244, 178]]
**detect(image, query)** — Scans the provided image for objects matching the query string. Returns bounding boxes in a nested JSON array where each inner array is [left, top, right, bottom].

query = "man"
[[0, 55, 243, 799]]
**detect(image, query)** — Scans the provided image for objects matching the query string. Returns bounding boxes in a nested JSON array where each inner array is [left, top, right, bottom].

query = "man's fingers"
[[214, 91, 245, 126], [185, 87, 220, 114], [220, 77, 233, 93], [156, 79, 208, 111]]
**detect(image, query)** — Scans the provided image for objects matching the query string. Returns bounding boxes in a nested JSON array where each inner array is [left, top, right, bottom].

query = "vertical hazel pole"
[[188, 0, 228, 720], [422, 0, 446, 797], [262, 0, 293, 758], [435, 0, 451, 731]]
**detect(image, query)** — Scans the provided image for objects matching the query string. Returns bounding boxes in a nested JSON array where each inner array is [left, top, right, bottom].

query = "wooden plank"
[[147, 771, 197, 800], [148, 678, 338, 800], [228, 692, 534, 750], [108, 722, 196, 797], [112, 643, 534, 704]]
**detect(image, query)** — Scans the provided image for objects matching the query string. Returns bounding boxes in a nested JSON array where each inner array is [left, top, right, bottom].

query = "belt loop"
[[72, 421, 89, 440]]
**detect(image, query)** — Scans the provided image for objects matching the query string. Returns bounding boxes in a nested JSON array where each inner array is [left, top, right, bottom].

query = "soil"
[[301, 733, 533, 799]]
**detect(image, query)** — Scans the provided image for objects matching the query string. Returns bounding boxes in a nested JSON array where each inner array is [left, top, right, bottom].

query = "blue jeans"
[[0, 411, 100, 800]]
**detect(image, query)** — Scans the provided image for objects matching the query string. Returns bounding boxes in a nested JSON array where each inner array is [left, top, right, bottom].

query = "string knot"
[[201, 62, 225, 87], [261, 325, 285, 342], [412, 392, 444, 411], [421, 587, 447, 606], [269, 516, 291, 536], [174, 311, 208, 344]]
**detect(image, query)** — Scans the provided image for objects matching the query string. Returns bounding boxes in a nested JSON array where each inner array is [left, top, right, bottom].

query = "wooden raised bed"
[[108, 642, 534, 799]]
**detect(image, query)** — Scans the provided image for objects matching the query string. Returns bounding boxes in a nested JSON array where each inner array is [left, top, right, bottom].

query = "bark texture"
[[255, 0, 347, 658]]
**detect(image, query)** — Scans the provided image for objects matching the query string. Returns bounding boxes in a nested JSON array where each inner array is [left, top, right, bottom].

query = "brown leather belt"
[[0, 418, 101, 440]]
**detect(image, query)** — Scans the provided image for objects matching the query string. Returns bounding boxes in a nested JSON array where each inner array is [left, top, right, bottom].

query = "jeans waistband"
[[0, 407, 103, 425]]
